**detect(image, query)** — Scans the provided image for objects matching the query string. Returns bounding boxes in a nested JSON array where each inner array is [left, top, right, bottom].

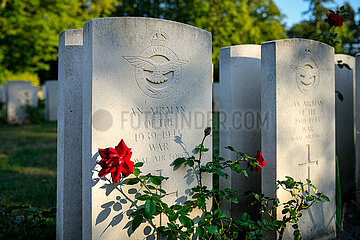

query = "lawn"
[[0, 122, 57, 209]]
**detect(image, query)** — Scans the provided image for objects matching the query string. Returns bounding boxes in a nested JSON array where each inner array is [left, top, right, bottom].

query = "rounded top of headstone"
[[83, 17, 211, 37], [261, 38, 334, 51], [5, 80, 32, 86]]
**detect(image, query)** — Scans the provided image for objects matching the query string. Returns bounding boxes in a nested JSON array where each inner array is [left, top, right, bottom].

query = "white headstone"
[[45, 80, 58, 121], [82, 17, 212, 239], [261, 39, 336, 239], [335, 54, 355, 198], [57, 29, 83, 240], [5, 80, 38, 124], [219, 45, 262, 217], [355, 53, 360, 208], [212, 82, 220, 112]]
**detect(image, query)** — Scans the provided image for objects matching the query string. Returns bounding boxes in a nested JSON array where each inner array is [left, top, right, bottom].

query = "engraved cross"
[[298, 144, 318, 191]]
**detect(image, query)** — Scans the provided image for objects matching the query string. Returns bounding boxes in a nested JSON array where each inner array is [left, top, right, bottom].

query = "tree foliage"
[[288, 0, 359, 55], [0, 0, 285, 84], [0, 0, 118, 85]]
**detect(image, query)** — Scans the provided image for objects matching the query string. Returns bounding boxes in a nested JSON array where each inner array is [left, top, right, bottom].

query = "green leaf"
[[132, 214, 143, 232], [172, 157, 186, 167], [205, 225, 218, 234], [169, 212, 178, 221], [144, 200, 156, 219], [196, 226, 204, 238], [187, 159, 194, 167], [150, 176, 162, 185], [133, 168, 141, 177], [179, 215, 193, 228], [197, 197, 205, 208], [136, 195, 150, 201], [134, 162, 144, 168], [127, 178, 140, 185]]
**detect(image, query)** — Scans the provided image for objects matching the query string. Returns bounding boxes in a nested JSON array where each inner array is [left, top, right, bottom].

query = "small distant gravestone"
[[45, 80, 58, 121], [334, 54, 356, 199], [261, 39, 336, 239], [57, 29, 83, 240], [82, 17, 212, 239], [5, 80, 38, 124], [219, 45, 262, 218]]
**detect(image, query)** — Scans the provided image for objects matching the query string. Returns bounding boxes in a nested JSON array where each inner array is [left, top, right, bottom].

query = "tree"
[[0, 0, 119, 85], [0, 0, 285, 84], [288, 0, 359, 55]]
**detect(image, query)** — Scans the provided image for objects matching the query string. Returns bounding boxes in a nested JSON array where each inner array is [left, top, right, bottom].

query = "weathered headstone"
[[57, 29, 83, 240], [212, 82, 220, 112], [45, 80, 58, 121], [355, 53, 360, 208], [335, 54, 355, 199], [261, 39, 336, 239], [82, 17, 212, 239], [5, 80, 38, 124], [219, 45, 262, 217]]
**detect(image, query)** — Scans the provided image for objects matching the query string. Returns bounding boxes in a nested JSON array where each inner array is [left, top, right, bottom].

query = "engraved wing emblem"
[[124, 56, 188, 84], [291, 64, 317, 86]]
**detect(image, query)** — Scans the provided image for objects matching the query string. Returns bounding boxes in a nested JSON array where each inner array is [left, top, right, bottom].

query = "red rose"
[[248, 151, 266, 172], [325, 11, 344, 27], [97, 139, 134, 183]]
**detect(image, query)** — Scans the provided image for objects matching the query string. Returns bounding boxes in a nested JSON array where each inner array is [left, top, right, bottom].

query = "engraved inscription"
[[290, 99, 323, 142]]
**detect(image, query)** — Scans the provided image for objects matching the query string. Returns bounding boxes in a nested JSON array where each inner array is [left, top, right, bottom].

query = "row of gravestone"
[[213, 49, 359, 226], [0, 80, 58, 123], [57, 17, 345, 240]]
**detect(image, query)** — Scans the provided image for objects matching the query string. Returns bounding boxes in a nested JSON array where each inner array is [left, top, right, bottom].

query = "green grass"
[[0, 122, 57, 209]]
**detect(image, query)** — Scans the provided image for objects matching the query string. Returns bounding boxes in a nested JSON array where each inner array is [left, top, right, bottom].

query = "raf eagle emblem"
[[124, 56, 188, 84]]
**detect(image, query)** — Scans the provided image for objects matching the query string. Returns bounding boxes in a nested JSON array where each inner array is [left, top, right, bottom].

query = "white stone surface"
[[219, 45, 261, 217], [5, 80, 38, 124], [261, 39, 336, 239], [335, 54, 356, 197], [212, 82, 220, 112], [355, 54, 360, 209], [82, 17, 212, 239], [57, 29, 83, 240], [45, 80, 58, 121]]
